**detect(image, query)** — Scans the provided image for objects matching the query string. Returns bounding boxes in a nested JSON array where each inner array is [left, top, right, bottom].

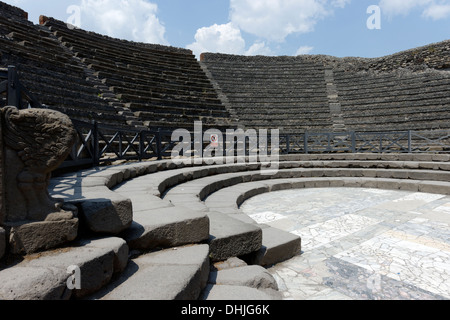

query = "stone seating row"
[[333, 70, 450, 95], [46, 22, 212, 81], [47, 154, 450, 296], [41, 19, 232, 131], [1, 11, 232, 132], [201, 55, 333, 134], [0, 14, 130, 127], [45, 19, 199, 66], [85, 58, 214, 88], [2, 153, 449, 299]]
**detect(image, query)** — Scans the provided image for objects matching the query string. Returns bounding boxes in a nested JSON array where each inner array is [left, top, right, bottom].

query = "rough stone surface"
[[201, 284, 281, 300], [212, 257, 248, 271], [0, 266, 71, 300], [207, 212, 262, 262], [0, 237, 127, 300], [91, 245, 210, 300], [244, 226, 302, 267], [122, 206, 210, 251], [208, 265, 279, 291], [7, 218, 79, 255], [2, 106, 76, 223], [78, 190, 133, 234]]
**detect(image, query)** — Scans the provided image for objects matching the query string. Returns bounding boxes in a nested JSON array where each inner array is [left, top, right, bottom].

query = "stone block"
[[0, 266, 71, 300], [122, 206, 210, 251], [0, 237, 126, 299], [92, 245, 210, 300], [207, 212, 262, 262], [208, 265, 278, 290], [242, 226, 301, 267], [77, 190, 133, 234], [7, 218, 79, 255], [201, 284, 281, 300]]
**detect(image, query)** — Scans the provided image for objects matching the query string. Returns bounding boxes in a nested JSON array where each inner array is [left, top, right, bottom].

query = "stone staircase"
[[324, 67, 347, 133], [40, 17, 234, 132], [200, 54, 334, 134], [2, 153, 450, 300]]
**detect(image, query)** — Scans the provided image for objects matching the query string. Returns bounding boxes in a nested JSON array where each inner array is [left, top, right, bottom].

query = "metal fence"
[[280, 130, 450, 154], [57, 125, 450, 172], [0, 66, 42, 109]]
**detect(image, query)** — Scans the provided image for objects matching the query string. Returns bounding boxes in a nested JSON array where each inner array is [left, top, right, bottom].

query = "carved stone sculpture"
[[1, 106, 78, 254]]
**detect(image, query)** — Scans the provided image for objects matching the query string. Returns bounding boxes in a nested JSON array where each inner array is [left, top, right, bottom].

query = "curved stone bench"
[[7, 153, 446, 300]]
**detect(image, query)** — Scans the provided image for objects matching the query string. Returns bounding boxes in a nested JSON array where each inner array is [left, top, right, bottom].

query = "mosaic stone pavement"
[[240, 188, 450, 300]]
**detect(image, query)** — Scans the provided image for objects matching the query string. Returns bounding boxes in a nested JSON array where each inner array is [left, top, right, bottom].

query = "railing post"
[[286, 134, 290, 154], [156, 129, 162, 160], [351, 132, 356, 153], [92, 121, 99, 166], [139, 131, 145, 162], [304, 132, 309, 154], [379, 133, 383, 153], [7, 66, 21, 108], [408, 130, 412, 153]]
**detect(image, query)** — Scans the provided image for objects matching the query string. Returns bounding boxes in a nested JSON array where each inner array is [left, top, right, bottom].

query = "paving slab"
[[91, 244, 210, 300]]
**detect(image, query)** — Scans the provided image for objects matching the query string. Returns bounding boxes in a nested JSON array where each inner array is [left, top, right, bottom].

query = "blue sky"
[[3, 0, 450, 59]]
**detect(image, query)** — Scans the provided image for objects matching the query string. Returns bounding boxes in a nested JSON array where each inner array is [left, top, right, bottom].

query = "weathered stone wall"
[[299, 40, 450, 73], [0, 1, 28, 20], [202, 39, 449, 72]]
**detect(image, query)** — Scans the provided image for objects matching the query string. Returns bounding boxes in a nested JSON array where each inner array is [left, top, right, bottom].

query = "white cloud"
[[79, 0, 168, 45], [422, 3, 450, 20], [296, 45, 314, 55], [188, 0, 351, 58], [186, 23, 246, 58], [229, 0, 350, 42], [379, 0, 432, 16], [379, 0, 450, 20], [331, 0, 352, 8], [187, 23, 275, 58], [245, 41, 274, 56]]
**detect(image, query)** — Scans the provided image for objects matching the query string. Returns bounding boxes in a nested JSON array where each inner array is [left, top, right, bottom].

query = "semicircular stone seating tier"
[[26, 153, 448, 300]]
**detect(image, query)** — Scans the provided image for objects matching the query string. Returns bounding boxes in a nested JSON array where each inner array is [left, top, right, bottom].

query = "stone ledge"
[[207, 212, 262, 262], [0, 237, 128, 300], [6, 218, 79, 255], [90, 244, 210, 300], [121, 206, 210, 251]]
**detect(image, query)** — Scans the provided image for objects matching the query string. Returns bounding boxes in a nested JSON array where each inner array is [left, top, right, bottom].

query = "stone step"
[[0, 237, 128, 300], [89, 244, 210, 300], [242, 225, 302, 267], [207, 212, 262, 262], [201, 265, 281, 300], [201, 284, 280, 300], [121, 206, 210, 251]]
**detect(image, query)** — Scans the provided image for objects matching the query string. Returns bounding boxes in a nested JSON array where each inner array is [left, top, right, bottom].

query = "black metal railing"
[[0, 65, 42, 109], [279, 130, 450, 154]]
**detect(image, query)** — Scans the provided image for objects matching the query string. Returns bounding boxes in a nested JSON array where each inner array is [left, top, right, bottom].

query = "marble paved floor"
[[240, 188, 450, 300]]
